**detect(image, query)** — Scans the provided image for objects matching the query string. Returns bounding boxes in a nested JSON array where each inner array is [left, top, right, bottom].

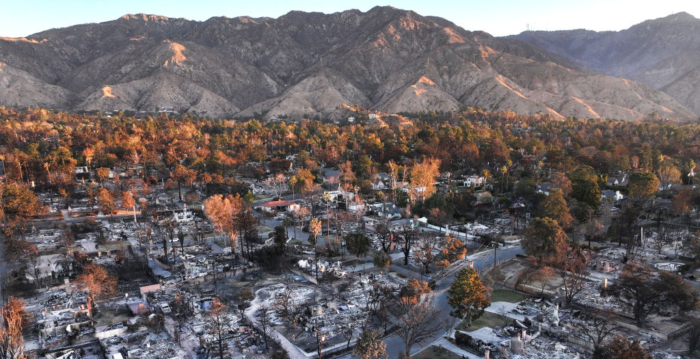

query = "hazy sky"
[[1, 0, 698, 38]]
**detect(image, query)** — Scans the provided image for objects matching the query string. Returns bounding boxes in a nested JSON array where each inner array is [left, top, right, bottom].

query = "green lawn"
[[457, 311, 506, 331], [413, 346, 463, 359], [491, 289, 527, 303]]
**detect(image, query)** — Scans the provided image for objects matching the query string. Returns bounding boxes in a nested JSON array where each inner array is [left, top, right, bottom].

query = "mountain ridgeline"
[[0, 7, 695, 121], [509, 12, 700, 117]]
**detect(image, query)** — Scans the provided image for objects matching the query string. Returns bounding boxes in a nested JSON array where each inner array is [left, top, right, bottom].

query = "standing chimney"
[[603, 278, 608, 289], [485, 349, 490, 359]]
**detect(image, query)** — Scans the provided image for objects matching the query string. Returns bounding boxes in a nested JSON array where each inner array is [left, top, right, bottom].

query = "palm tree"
[[323, 192, 332, 236], [481, 169, 491, 185], [310, 218, 322, 283], [289, 176, 298, 200]]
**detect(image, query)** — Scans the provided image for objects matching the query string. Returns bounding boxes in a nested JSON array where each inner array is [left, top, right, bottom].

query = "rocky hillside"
[[509, 12, 700, 116], [0, 7, 693, 120]]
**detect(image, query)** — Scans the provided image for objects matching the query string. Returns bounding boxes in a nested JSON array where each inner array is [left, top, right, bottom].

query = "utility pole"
[[316, 320, 326, 359], [494, 241, 499, 268]]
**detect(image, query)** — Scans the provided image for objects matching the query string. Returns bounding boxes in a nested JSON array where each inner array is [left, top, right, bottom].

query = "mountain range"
[[509, 12, 700, 117], [0, 7, 696, 121]]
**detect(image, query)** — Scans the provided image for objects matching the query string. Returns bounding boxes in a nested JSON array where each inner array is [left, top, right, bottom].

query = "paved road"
[[380, 245, 523, 359]]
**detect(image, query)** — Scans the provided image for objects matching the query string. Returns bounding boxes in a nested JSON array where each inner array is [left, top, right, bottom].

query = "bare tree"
[[343, 324, 354, 349], [497, 305, 509, 326], [265, 173, 287, 198], [171, 293, 192, 346], [551, 248, 588, 303], [393, 296, 442, 359], [574, 309, 618, 351], [259, 306, 270, 352], [276, 286, 300, 328], [208, 298, 228, 359], [375, 302, 392, 336], [413, 233, 440, 274], [376, 221, 393, 253], [399, 223, 419, 266], [25, 251, 43, 289]]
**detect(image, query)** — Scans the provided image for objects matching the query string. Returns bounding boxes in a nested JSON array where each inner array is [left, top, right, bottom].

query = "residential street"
[[338, 245, 523, 359]]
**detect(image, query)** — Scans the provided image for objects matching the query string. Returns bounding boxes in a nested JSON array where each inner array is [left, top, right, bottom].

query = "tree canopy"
[[523, 217, 568, 263], [447, 267, 491, 326]]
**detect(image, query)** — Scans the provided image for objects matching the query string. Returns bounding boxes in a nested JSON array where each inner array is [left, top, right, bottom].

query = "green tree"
[[96, 167, 110, 185], [523, 217, 567, 264], [538, 189, 573, 229], [657, 162, 681, 189], [352, 329, 388, 359], [628, 172, 659, 198], [612, 264, 697, 326], [0, 182, 45, 222], [121, 191, 135, 211], [373, 251, 391, 270], [97, 188, 117, 215], [293, 168, 315, 195], [346, 232, 371, 260], [570, 166, 601, 209], [172, 164, 197, 202], [273, 225, 288, 248], [447, 267, 491, 327], [593, 335, 652, 359]]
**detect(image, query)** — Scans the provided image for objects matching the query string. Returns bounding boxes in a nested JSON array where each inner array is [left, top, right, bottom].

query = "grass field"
[[457, 311, 506, 331], [413, 346, 463, 359], [491, 289, 527, 303]]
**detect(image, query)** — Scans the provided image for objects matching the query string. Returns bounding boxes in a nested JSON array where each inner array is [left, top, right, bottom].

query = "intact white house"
[[463, 175, 485, 188], [258, 200, 301, 213]]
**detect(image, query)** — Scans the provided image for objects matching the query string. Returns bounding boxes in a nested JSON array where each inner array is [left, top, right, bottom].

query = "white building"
[[463, 175, 486, 187], [258, 200, 301, 213]]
